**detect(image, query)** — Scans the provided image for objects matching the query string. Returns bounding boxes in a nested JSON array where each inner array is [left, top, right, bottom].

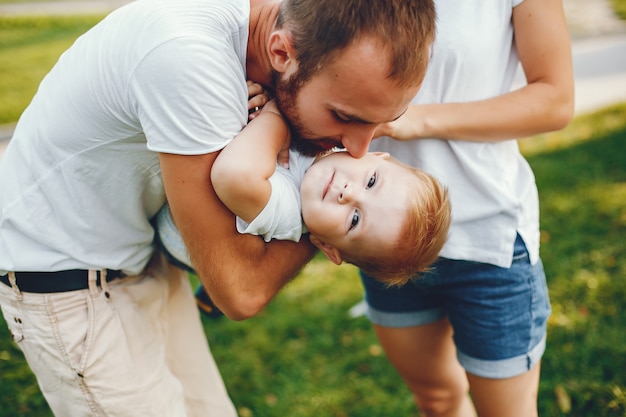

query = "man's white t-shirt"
[[156, 151, 315, 271], [369, 0, 536, 268], [0, 0, 250, 275]]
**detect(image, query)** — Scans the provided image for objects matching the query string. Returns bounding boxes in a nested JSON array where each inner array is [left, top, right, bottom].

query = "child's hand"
[[246, 80, 271, 121]]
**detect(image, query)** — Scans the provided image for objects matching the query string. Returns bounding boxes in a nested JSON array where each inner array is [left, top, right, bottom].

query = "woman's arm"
[[211, 100, 290, 223], [376, 0, 574, 142]]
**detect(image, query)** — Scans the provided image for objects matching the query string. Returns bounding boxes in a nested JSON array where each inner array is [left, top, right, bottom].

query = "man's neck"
[[247, 0, 280, 87]]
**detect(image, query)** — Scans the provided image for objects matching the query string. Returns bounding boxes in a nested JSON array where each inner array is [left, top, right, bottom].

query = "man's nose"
[[341, 125, 377, 158]]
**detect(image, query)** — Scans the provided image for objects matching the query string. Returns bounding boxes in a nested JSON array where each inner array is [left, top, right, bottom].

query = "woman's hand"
[[374, 106, 428, 141]]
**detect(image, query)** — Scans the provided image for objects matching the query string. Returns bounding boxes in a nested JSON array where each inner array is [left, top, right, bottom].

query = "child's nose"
[[338, 184, 353, 203]]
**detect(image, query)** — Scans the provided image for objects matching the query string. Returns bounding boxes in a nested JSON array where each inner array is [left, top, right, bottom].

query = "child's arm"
[[211, 100, 290, 223]]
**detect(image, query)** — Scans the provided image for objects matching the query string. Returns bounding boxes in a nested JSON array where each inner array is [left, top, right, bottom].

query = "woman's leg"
[[373, 318, 477, 417], [467, 362, 541, 417]]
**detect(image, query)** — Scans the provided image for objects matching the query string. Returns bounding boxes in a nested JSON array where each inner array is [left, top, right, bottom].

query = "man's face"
[[273, 37, 421, 158], [300, 151, 413, 259]]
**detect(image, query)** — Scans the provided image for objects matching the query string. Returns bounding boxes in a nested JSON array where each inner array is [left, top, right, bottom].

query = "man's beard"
[[272, 71, 343, 157]]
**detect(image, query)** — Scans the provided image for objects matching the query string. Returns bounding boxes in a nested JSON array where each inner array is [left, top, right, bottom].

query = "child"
[[156, 98, 451, 313]]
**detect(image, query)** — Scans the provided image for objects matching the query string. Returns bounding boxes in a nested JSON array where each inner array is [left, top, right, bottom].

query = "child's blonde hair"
[[342, 159, 451, 287]]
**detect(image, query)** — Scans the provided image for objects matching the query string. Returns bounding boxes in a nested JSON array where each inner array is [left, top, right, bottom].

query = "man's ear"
[[268, 30, 298, 75], [309, 235, 343, 265]]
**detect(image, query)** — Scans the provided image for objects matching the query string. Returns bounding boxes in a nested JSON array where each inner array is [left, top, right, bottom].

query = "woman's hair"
[[276, 0, 436, 87], [342, 158, 451, 287]]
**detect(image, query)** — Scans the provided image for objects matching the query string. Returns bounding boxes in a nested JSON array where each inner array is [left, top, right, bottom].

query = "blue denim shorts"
[[360, 234, 552, 379]]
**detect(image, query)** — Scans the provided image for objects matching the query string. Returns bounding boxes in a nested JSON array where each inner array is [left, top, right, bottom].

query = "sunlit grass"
[[529, 104, 626, 417], [0, 15, 104, 124]]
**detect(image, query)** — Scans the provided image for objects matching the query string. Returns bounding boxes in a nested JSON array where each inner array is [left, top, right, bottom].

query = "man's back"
[[0, 0, 250, 275]]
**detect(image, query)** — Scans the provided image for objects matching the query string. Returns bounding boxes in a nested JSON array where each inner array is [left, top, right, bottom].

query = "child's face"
[[300, 151, 413, 262]]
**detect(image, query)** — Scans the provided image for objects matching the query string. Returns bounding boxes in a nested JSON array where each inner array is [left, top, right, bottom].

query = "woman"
[[359, 0, 574, 416]]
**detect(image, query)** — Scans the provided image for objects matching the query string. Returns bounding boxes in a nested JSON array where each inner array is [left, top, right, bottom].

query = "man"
[[0, 0, 436, 415]]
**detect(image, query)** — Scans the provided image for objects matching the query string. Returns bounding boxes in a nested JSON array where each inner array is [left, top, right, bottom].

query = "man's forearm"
[[160, 151, 316, 321], [192, 234, 317, 320]]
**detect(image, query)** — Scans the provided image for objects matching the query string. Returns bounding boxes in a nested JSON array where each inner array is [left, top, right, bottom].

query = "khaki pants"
[[0, 253, 237, 417]]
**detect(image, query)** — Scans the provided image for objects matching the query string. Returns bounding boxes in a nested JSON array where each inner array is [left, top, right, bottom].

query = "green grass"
[[1, 13, 626, 417], [525, 104, 626, 416], [611, 0, 626, 20], [0, 15, 104, 124]]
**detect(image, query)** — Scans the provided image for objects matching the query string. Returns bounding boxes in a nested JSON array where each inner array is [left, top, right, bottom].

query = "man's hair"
[[276, 0, 436, 87], [342, 159, 451, 287]]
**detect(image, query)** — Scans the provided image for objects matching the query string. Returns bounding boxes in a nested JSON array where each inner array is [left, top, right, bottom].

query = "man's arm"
[[159, 150, 316, 320]]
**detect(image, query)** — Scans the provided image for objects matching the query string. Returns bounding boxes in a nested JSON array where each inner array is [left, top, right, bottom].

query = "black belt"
[[0, 269, 125, 293]]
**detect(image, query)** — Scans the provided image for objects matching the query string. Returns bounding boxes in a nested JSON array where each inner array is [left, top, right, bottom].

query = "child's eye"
[[349, 210, 360, 230], [367, 174, 377, 188]]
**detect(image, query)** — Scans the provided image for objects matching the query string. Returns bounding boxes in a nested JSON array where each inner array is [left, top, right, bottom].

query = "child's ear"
[[309, 235, 343, 265]]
